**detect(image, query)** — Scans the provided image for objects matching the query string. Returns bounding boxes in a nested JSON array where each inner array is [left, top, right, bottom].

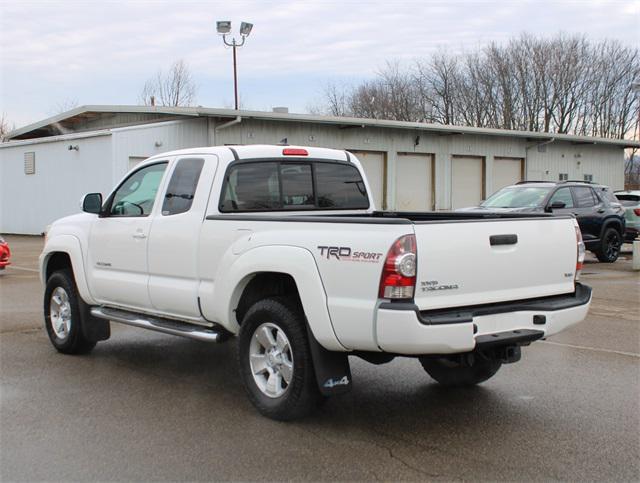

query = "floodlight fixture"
[[216, 21, 232, 34], [240, 22, 253, 37]]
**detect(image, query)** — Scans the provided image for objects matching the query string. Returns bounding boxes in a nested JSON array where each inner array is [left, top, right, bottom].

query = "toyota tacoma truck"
[[40, 145, 591, 420]]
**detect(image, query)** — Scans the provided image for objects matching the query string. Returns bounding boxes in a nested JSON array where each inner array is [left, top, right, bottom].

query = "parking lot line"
[[7, 265, 39, 273], [541, 340, 639, 358]]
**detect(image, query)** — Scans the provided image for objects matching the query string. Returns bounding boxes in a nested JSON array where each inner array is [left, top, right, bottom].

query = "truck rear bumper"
[[376, 283, 592, 355]]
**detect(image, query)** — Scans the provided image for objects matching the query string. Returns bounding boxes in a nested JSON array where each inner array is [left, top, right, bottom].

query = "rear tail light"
[[634, 208, 640, 216], [574, 221, 585, 281], [282, 148, 308, 156], [379, 234, 417, 299]]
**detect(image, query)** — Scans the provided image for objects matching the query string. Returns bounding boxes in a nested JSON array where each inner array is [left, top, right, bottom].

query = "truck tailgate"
[[413, 217, 577, 310]]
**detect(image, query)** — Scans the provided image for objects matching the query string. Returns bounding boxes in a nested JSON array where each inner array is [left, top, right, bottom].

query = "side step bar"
[[90, 307, 223, 343]]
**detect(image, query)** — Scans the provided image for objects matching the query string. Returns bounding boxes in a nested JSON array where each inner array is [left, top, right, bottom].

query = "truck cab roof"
[[145, 144, 352, 164]]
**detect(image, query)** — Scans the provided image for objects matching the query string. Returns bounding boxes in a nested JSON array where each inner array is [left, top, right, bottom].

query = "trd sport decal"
[[317, 246, 383, 263]]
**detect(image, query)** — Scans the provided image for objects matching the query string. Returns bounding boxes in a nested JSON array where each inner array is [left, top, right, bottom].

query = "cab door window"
[[548, 187, 574, 208], [109, 163, 168, 216]]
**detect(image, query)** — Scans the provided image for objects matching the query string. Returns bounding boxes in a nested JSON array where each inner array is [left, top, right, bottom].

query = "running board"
[[90, 307, 223, 343]]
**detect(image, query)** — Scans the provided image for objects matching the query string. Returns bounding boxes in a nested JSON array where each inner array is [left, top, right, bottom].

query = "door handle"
[[490, 234, 518, 246], [132, 233, 147, 239]]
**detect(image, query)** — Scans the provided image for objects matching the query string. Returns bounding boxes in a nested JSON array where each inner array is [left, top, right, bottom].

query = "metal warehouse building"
[[1, 105, 638, 234]]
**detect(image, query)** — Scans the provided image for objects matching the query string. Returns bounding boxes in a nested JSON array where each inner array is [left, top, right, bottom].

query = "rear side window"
[[220, 161, 369, 212], [598, 188, 619, 205], [162, 158, 205, 216], [573, 187, 597, 207]]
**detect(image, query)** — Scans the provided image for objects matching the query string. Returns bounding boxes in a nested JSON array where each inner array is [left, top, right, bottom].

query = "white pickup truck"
[[40, 145, 591, 420]]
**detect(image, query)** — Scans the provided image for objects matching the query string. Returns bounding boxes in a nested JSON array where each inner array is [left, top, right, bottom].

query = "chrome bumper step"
[[90, 306, 223, 343]]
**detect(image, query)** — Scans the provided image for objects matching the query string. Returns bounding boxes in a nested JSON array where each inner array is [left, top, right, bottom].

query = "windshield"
[[482, 186, 551, 208]]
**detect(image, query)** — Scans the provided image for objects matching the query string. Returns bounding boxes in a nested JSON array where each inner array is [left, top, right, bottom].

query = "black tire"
[[419, 353, 501, 387], [237, 297, 321, 421], [595, 227, 622, 263], [44, 270, 96, 354]]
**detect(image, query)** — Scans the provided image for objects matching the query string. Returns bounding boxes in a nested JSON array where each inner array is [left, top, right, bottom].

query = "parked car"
[[614, 190, 640, 242], [39, 145, 591, 420], [0, 236, 10, 270], [460, 181, 626, 263]]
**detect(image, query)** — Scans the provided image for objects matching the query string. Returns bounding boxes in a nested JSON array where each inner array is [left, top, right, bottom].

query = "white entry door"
[[350, 151, 385, 209], [451, 156, 484, 209], [396, 153, 434, 211]]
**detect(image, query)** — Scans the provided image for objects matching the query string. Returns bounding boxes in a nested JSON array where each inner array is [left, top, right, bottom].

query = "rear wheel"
[[44, 270, 96, 354], [237, 297, 321, 420], [419, 353, 501, 386], [595, 227, 621, 263]]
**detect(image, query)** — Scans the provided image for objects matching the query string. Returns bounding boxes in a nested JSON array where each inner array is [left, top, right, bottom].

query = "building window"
[[558, 173, 568, 181], [24, 152, 35, 175], [583, 174, 593, 182]]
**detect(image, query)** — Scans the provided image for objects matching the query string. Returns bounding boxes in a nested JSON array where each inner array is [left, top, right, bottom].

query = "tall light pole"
[[216, 21, 253, 110]]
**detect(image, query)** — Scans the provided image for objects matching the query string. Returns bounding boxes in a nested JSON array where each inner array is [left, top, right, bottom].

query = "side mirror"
[[81, 193, 102, 214], [545, 201, 566, 212]]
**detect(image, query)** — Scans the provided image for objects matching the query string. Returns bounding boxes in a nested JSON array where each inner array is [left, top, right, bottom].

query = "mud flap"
[[306, 325, 352, 396], [79, 300, 110, 342]]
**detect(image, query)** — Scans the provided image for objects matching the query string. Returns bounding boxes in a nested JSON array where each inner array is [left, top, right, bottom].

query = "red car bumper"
[[0, 243, 11, 269]]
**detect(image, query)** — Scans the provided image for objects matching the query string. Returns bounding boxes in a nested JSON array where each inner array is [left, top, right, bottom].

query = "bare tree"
[[319, 33, 640, 141], [0, 113, 15, 142], [138, 59, 197, 107], [321, 81, 352, 117], [49, 99, 79, 115]]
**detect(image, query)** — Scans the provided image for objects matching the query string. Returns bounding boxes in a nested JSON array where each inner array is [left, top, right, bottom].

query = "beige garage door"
[[350, 151, 386, 209], [451, 156, 484, 209], [395, 153, 434, 211], [493, 157, 524, 192]]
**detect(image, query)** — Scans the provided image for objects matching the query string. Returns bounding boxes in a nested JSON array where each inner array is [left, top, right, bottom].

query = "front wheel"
[[419, 353, 501, 386], [44, 270, 96, 354], [594, 227, 622, 263], [237, 297, 321, 421]]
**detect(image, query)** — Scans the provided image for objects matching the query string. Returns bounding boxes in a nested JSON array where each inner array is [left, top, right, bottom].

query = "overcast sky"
[[1, 0, 639, 129]]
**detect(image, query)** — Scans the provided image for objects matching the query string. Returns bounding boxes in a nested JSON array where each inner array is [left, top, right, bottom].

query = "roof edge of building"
[[0, 129, 112, 149], [5, 104, 640, 149]]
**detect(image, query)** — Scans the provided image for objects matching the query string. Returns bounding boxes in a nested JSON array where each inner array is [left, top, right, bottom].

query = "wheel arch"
[[41, 235, 95, 305], [600, 217, 624, 238], [211, 245, 346, 352]]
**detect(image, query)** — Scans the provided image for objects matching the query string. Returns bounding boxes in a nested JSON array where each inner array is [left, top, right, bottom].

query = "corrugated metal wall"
[[526, 143, 624, 188], [111, 119, 207, 182], [0, 134, 114, 234]]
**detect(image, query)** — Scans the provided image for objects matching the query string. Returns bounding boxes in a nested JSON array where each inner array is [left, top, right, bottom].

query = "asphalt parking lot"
[[1, 235, 638, 481]]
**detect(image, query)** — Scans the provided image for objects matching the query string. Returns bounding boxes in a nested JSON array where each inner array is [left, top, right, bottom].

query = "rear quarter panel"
[[198, 219, 409, 351]]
